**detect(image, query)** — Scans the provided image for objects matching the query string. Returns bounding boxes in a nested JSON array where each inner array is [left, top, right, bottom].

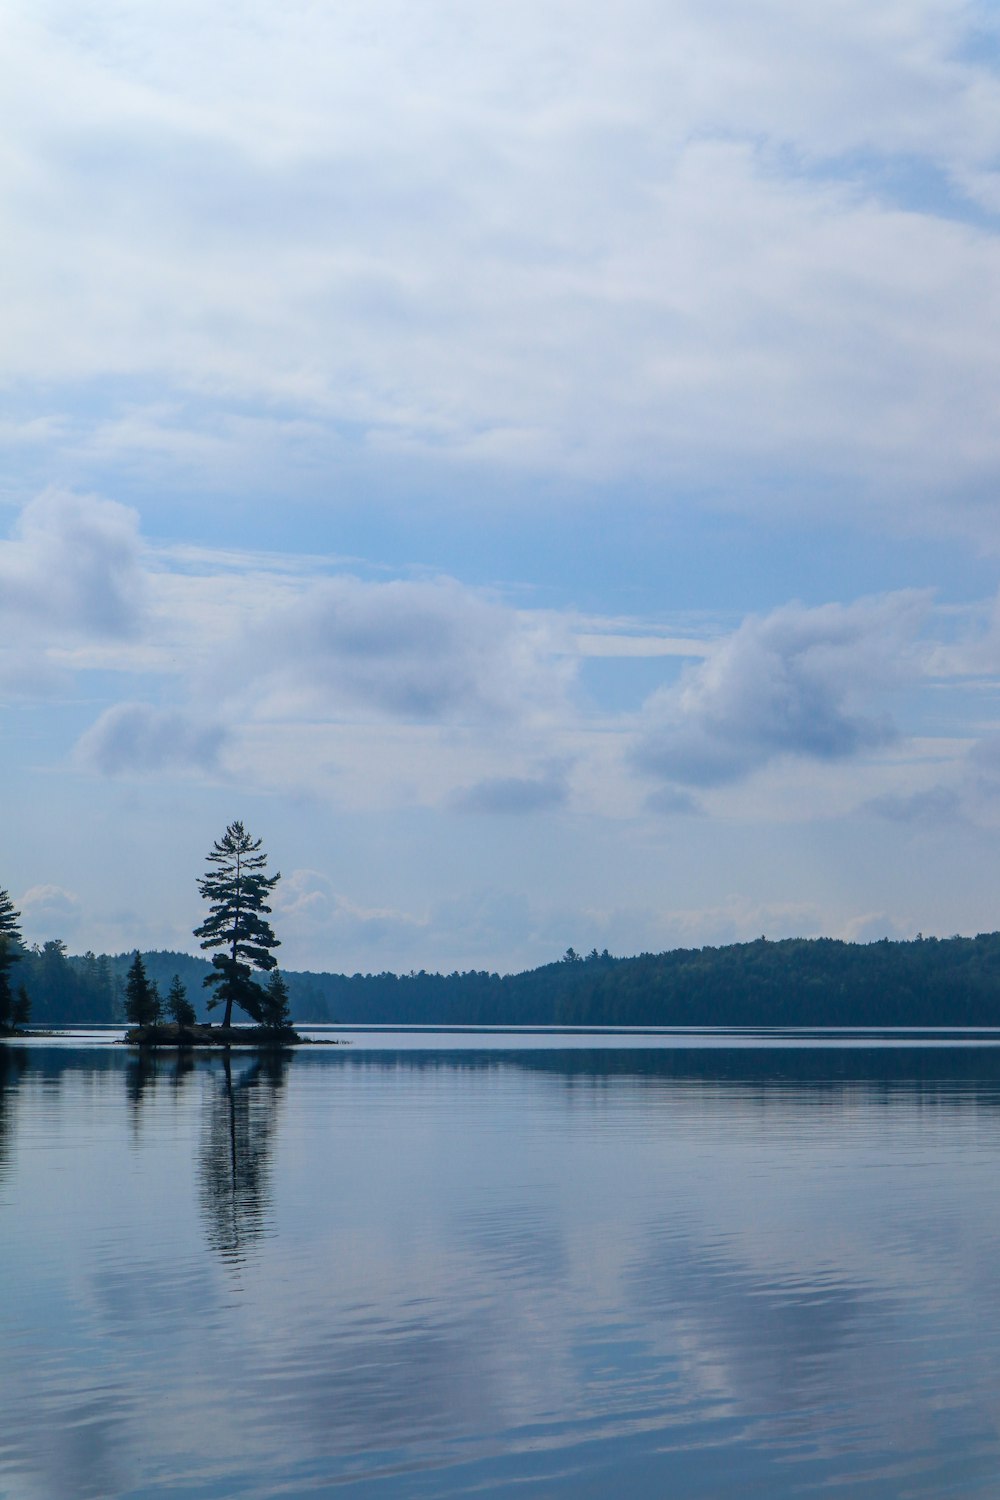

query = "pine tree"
[[194, 821, 281, 1028], [260, 969, 292, 1032], [0, 889, 23, 1031], [0, 889, 22, 944], [166, 974, 197, 1028], [124, 952, 161, 1029]]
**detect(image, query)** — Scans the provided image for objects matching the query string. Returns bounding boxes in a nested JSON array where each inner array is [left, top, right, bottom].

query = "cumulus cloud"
[[74, 703, 228, 776], [0, 488, 144, 638], [19, 884, 81, 941], [63, 550, 579, 792], [839, 911, 916, 944], [633, 593, 928, 788], [216, 575, 574, 728]]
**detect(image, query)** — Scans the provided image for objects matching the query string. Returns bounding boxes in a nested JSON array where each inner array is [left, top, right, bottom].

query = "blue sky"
[[4, 0, 1000, 971]]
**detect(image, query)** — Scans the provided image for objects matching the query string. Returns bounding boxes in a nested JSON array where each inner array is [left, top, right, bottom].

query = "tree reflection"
[[126, 1049, 159, 1120], [0, 1045, 27, 1183], [126, 1049, 197, 1138], [169, 1051, 196, 1093], [198, 1051, 289, 1267]]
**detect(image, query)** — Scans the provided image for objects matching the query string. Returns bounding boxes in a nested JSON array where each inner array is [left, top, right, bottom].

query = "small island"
[[120, 822, 335, 1049], [121, 1020, 319, 1048]]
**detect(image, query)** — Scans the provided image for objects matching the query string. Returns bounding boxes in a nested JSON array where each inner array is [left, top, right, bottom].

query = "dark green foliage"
[[0, 889, 23, 1031], [166, 974, 197, 1028], [0, 889, 22, 945], [259, 970, 292, 1032], [18, 931, 1000, 1029], [11, 984, 29, 1032], [124, 951, 162, 1029], [266, 934, 1000, 1027], [194, 821, 281, 1028], [113, 952, 211, 1012], [14, 938, 116, 1025], [18, 947, 207, 1025], [11, 986, 30, 1030], [0, 942, 14, 1032]]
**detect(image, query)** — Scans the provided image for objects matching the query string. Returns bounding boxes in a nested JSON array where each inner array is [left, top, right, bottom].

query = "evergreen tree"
[[0, 890, 23, 1031], [124, 952, 161, 1029], [259, 969, 292, 1032], [166, 974, 197, 1028], [11, 985, 30, 1031], [0, 890, 21, 943], [194, 821, 281, 1028]]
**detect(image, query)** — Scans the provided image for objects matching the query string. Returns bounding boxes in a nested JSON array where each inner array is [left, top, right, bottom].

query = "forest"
[[5, 824, 1000, 1032], [10, 931, 1000, 1030]]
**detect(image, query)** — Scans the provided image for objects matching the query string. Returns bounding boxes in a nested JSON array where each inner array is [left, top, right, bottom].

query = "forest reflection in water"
[[3, 1034, 1000, 1499]]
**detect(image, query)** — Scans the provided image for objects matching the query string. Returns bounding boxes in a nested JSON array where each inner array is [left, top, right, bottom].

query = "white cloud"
[[634, 593, 929, 788], [74, 703, 228, 776], [213, 575, 575, 729], [0, 488, 144, 639], [839, 911, 917, 944], [19, 883, 82, 942]]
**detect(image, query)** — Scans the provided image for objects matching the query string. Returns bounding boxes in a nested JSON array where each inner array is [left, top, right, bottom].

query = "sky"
[[4, 0, 1000, 973]]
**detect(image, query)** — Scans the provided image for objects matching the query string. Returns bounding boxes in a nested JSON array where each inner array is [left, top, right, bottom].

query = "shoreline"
[[120, 1022, 346, 1048]]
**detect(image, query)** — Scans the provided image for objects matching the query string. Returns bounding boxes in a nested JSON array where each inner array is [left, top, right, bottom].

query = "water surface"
[[2, 1029, 1000, 1498]]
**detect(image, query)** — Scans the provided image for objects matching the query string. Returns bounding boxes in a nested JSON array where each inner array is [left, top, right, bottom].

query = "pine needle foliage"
[[194, 821, 281, 1028], [124, 951, 161, 1029], [260, 969, 292, 1032], [167, 974, 197, 1028], [0, 889, 21, 944], [0, 888, 23, 1030]]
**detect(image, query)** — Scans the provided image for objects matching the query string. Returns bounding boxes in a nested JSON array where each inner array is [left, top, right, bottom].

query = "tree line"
[[8, 924, 1000, 1031]]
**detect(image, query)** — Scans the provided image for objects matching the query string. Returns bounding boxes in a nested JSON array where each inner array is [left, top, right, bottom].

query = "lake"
[[2, 1028, 1000, 1498]]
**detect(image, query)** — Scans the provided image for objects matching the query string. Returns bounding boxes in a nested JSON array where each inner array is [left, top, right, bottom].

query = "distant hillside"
[[277, 934, 1000, 1028], [13, 932, 1000, 1028]]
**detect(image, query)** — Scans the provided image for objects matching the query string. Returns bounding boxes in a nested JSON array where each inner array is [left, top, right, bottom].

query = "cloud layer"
[[3, 3, 1000, 537], [221, 577, 573, 728]]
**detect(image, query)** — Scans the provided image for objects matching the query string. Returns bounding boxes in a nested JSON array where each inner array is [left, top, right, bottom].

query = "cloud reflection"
[[3, 1041, 1000, 1498]]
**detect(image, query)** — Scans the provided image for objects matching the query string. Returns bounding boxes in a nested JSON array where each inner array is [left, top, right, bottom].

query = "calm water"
[[3, 1030, 1000, 1498]]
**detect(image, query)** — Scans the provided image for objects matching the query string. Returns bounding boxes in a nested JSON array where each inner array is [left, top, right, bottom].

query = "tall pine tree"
[[194, 822, 281, 1028], [0, 889, 24, 1031]]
